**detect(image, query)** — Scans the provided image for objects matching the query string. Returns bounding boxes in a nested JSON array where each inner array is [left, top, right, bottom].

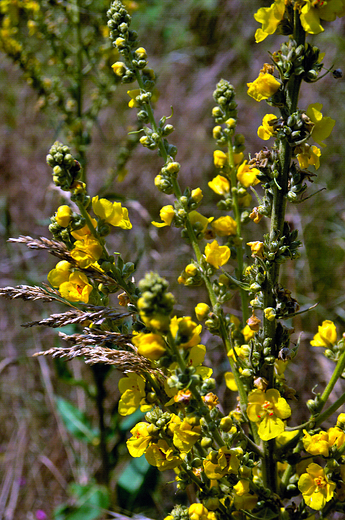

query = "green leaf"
[[56, 397, 99, 444]]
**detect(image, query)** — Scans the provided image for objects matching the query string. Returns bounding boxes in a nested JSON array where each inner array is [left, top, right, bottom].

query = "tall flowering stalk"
[[1, 1, 345, 520]]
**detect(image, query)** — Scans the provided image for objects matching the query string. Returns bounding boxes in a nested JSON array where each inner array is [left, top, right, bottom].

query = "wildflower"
[[203, 446, 240, 479], [132, 332, 166, 360], [47, 260, 72, 287], [118, 373, 151, 416], [170, 416, 201, 452], [126, 421, 152, 457], [299, 0, 345, 35], [195, 303, 210, 321], [59, 272, 93, 303], [327, 425, 345, 449], [247, 73, 280, 102], [224, 371, 237, 391], [92, 196, 132, 229], [306, 103, 335, 147], [254, 0, 286, 43], [213, 150, 228, 168], [111, 61, 127, 76], [189, 211, 214, 234], [247, 241, 264, 258], [233, 480, 258, 511], [208, 175, 230, 196], [170, 316, 202, 349], [145, 439, 181, 471], [242, 324, 255, 342], [70, 236, 103, 268], [188, 504, 211, 520], [55, 205, 72, 227], [311, 320, 337, 347], [204, 240, 231, 269], [191, 187, 203, 203], [151, 205, 175, 228], [298, 463, 336, 510], [303, 430, 330, 457], [237, 161, 261, 188], [203, 392, 219, 409], [296, 143, 321, 170], [257, 114, 278, 140], [71, 216, 97, 240], [211, 216, 237, 236], [264, 307, 276, 322], [247, 388, 291, 441], [127, 89, 141, 107]]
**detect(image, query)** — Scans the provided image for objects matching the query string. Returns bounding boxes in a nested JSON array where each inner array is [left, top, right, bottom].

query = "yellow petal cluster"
[[132, 332, 166, 360], [257, 114, 277, 140], [208, 175, 230, 197], [310, 320, 337, 347], [298, 463, 336, 510], [247, 388, 291, 441], [151, 204, 175, 228], [204, 240, 230, 269], [211, 216, 237, 237], [237, 161, 261, 188], [254, 0, 285, 43], [247, 73, 280, 102], [92, 196, 132, 229]]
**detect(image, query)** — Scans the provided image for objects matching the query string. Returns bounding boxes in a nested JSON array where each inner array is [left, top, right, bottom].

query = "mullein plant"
[[2, 1, 345, 519]]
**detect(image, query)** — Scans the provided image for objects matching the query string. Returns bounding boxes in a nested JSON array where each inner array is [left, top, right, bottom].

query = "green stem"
[[314, 388, 345, 429], [317, 349, 345, 414], [227, 138, 250, 324]]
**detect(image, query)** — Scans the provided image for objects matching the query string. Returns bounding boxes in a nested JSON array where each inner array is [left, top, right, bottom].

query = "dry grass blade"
[[34, 344, 159, 376], [9, 236, 118, 285], [0, 285, 61, 302], [22, 307, 133, 328], [58, 329, 134, 349]]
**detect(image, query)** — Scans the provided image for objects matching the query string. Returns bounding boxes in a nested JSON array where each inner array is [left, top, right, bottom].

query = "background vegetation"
[[1, 0, 345, 518]]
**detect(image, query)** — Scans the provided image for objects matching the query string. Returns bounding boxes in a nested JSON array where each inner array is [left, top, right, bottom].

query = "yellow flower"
[[71, 216, 98, 240], [188, 503, 209, 520], [126, 421, 152, 457], [92, 196, 132, 229], [118, 373, 150, 416], [254, 0, 286, 43], [204, 240, 230, 269], [47, 260, 72, 287], [59, 271, 93, 303], [303, 429, 330, 458], [247, 73, 280, 102], [189, 210, 214, 234], [127, 89, 141, 108], [264, 307, 276, 322], [111, 61, 126, 76], [247, 241, 264, 258], [170, 316, 202, 349], [203, 446, 240, 479], [213, 150, 228, 168], [257, 114, 278, 140], [195, 303, 210, 321], [211, 216, 237, 237], [296, 143, 321, 170], [298, 463, 336, 510], [70, 236, 103, 268], [299, 0, 345, 35], [132, 332, 166, 360], [327, 426, 345, 449], [306, 103, 335, 147], [145, 439, 181, 471], [191, 188, 203, 203], [233, 479, 258, 511], [311, 320, 337, 347], [151, 205, 175, 228], [247, 388, 291, 441], [224, 372, 238, 391], [55, 205, 72, 227], [242, 324, 255, 342], [171, 416, 201, 453], [208, 175, 230, 197], [237, 161, 261, 188]]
